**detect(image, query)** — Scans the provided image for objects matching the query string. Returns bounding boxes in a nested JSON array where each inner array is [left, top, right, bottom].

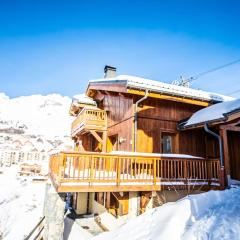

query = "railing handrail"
[[50, 151, 216, 161], [49, 151, 220, 191], [76, 108, 107, 120], [71, 108, 107, 135], [24, 216, 45, 240]]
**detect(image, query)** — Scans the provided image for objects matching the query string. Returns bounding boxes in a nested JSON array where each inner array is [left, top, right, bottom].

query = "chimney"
[[104, 65, 116, 78]]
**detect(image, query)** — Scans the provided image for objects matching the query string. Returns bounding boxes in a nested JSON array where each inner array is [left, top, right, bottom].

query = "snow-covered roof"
[[89, 75, 233, 103], [183, 98, 240, 128], [72, 94, 96, 106]]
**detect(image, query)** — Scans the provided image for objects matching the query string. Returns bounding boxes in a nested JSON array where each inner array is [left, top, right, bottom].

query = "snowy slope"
[[0, 93, 74, 138], [81, 188, 240, 240]]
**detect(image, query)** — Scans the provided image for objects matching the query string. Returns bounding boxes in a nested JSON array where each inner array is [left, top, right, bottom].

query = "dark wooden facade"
[[74, 89, 220, 160]]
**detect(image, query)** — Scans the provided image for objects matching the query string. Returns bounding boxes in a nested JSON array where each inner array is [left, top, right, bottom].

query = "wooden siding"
[[103, 94, 133, 152], [136, 97, 205, 154], [179, 129, 219, 158], [71, 91, 220, 159], [228, 131, 240, 180]]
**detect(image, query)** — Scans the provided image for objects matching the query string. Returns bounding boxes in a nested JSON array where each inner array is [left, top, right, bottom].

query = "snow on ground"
[[64, 217, 92, 240], [0, 165, 46, 239], [67, 187, 240, 240]]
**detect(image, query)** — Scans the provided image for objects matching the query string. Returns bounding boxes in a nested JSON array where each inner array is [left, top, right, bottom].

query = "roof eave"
[[180, 116, 228, 130]]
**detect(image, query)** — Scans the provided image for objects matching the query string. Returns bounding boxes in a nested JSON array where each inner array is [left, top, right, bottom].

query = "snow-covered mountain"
[[0, 93, 74, 138]]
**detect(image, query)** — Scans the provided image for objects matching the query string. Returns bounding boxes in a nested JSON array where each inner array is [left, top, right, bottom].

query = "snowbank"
[[64, 217, 92, 240], [68, 188, 240, 240]]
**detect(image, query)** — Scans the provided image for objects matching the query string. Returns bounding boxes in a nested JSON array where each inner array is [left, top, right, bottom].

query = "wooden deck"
[[49, 152, 221, 192], [71, 108, 107, 137]]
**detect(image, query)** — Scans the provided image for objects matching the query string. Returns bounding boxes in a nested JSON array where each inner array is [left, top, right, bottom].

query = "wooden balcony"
[[49, 151, 221, 192], [71, 108, 107, 137]]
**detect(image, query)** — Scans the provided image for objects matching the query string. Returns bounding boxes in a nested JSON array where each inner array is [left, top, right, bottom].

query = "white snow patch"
[[0, 166, 46, 239], [64, 217, 92, 240], [72, 94, 96, 106]]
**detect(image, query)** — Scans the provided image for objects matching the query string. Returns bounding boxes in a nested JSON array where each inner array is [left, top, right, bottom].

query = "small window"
[[162, 134, 173, 153]]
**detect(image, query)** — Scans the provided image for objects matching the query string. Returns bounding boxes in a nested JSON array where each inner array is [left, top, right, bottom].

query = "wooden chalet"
[[49, 66, 239, 217]]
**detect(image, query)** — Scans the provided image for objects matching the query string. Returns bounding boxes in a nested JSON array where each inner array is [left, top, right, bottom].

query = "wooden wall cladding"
[[136, 97, 204, 154], [228, 131, 240, 180], [103, 94, 133, 127], [96, 93, 219, 158], [103, 93, 133, 152]]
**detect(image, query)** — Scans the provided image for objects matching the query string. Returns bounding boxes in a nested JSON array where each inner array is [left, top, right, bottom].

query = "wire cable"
[[226, 88, 240, 96], [187, 58, 240, 83]]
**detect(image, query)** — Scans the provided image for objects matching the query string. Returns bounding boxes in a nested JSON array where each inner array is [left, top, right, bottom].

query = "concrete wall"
[[128, 192, 139, 218], [43, 182, 65, 240], [75, 193, 88, 215]]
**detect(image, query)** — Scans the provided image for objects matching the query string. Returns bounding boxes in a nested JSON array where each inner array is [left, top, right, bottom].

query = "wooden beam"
[[105, 192, 111, 209], [127, 89, 210, 107], [102, 131, 107, 152], [227, 112, 240, 122], [56, 183, 218, 193], [89, 130, 103, 144], [220, 125, 240, 132], [87, 83, 127, 97], [220, 129, 230, 176]]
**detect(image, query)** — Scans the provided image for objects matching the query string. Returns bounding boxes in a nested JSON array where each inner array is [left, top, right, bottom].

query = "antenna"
[[172, 58, 240, 88], [172, 76, 190, 88]]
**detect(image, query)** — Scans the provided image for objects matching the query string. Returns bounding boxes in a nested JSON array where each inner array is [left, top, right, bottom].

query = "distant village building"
[[0, 149, 48, 166], [0, 133, 73, 166]]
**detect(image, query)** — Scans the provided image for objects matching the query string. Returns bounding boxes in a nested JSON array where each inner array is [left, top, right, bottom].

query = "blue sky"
[[0, 0, 240, 98]]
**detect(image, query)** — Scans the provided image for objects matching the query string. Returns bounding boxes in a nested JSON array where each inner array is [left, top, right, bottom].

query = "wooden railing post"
[[117, 157, 121, 186], [90, 155, 94, 185], [219, 166, 226, 190], [58, 153, 65, 182], [184, 160, 187, 179], [153, 158, 157, 186], [207, 161, 212, 187]]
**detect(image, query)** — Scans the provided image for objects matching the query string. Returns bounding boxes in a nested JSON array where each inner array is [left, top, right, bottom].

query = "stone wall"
[[43, 181, 66, 240]]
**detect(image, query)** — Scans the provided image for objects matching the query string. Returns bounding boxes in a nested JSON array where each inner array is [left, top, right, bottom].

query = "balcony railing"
[[49, 151, 221, 192], [71, 108, 107, 136]]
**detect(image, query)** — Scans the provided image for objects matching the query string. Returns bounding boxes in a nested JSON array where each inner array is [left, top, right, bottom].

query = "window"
[[162, 134, 173, 153]]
